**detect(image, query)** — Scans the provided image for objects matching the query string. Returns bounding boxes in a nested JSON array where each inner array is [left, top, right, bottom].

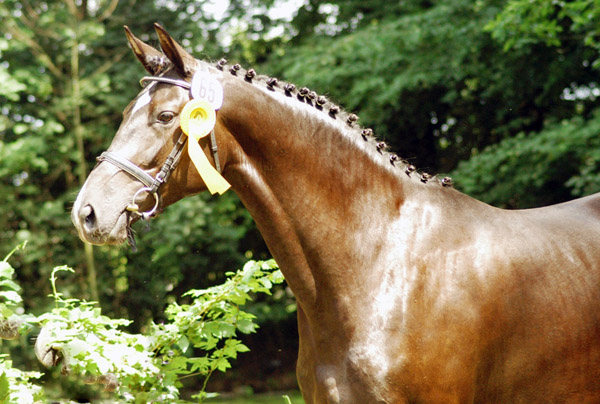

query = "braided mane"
[[211, 58, 453, 188]]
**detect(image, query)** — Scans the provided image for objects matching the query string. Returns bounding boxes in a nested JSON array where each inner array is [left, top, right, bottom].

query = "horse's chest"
[[311, 351, 393, 404], [300, 332, 403, 403], [297, 296, 481, 403], [297, 294, 410, 402]]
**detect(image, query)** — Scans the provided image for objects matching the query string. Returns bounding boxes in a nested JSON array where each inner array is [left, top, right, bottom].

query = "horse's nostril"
[[81, 205, 96, 230]]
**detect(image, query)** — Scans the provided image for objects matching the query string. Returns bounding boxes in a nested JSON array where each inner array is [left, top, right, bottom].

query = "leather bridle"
[[96, 75, 222, 222]]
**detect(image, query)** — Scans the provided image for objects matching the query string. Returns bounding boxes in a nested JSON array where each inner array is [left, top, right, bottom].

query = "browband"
[[139, 76, 191, 90]]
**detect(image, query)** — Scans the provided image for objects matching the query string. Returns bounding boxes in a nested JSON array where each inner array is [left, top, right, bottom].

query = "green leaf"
[[0, 291, 22, 304], [236, 318, 257, 334], [178, 335, 190, 353], [241, 261, 258, 283], [215, 357, 231, 372], [0, 279, 21, 292], [0, 372, 8, 400], [0, 263, 13, 279], [204, 392, 220, 399], [235, 343, 250, 353]]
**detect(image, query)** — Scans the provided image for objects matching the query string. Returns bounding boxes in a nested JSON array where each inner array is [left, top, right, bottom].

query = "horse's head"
[[72, 24, 230, 245]]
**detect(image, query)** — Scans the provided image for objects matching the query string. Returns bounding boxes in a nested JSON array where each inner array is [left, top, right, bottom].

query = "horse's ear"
[[124, 26, 165, 75], [154, 23, 195, 77]]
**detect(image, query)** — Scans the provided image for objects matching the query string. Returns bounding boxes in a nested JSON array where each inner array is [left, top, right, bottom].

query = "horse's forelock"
[[147, 55, 171, 75]]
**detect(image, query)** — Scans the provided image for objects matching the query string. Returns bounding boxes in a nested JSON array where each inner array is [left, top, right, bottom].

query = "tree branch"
[[4, 19, 64, 79], [64, 0, 81, 20], [19, 0, 61, 39], [79, 50, 128, 96], [99, 0, 120, 21]]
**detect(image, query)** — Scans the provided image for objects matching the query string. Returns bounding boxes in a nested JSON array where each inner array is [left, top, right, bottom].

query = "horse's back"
[[534, 191, 600, 223], [394, 190, 600, 403], [476, 192, 600, 403]]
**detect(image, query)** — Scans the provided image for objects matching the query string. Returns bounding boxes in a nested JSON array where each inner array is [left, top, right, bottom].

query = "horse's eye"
[[157, 111, 175, 123]]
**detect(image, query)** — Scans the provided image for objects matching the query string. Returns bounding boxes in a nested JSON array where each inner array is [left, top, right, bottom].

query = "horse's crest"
[[212, 57, 454, 188]]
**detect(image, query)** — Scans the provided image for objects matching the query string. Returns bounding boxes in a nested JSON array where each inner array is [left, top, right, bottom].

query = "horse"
[[71, 24, 600, 403]]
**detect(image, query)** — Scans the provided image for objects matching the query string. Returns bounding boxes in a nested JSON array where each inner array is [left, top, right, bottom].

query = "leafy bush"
[[0, 245, 283, 403], [0, 243, 44, 403], [452, 108, 600, 208]]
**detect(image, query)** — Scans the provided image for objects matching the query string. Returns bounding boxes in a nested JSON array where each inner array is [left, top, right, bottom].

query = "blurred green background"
[[1, 0, 600, 400]]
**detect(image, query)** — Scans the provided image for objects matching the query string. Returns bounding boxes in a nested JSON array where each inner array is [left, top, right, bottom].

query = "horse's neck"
[[220, 75, 438, 320]]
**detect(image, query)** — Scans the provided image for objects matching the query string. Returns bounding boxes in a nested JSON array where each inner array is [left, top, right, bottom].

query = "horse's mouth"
[[107, 211, 131, 245]]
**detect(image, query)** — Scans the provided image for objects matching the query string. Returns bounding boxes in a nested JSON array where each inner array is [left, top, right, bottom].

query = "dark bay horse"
[[71, 24, 600, 403]]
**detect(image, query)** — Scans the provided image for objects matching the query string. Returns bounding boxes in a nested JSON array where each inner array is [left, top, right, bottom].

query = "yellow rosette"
[[180, 99, 231, 195]]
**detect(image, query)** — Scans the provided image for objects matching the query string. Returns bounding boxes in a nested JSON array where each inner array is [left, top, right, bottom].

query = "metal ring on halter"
[[126, 187, 160, 220]]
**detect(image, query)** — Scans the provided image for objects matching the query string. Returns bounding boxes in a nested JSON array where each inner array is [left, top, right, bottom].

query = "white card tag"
[[191, 71, 224, 110]]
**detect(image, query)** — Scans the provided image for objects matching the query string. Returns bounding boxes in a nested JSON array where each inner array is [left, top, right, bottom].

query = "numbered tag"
[[191, 71, 224, 110]]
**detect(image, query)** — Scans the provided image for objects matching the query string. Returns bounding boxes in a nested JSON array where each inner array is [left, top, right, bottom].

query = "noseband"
[[96, 75, 222, 221]]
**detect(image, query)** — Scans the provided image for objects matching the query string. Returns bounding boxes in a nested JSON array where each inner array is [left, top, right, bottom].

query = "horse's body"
[[71, 25, 600, 403]]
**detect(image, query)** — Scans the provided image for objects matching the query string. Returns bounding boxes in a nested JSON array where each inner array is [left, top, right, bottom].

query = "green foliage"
[[261, 0, 598, 174], [0, 243, 38, 340], [1, 0, 600, 398], [0, 245, 44, 404], [0, 253, 283, 403], [0, 0, 270, 333], [485, 0, 565, 50], [452, 108, 600, 208], [486, 0, 600, 66], [0, 244, 26, 319], [0, 357, 44, 404], [154, 260, 284, 402], [205, 391, 303, 404], [117, 192, 268, 329]]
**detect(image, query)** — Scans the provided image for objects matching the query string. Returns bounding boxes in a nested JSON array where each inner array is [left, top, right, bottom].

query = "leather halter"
[[96, 75, 222, 220]]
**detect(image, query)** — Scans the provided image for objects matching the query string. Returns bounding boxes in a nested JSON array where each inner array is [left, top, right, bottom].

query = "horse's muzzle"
[[71, 202, 129, 245]]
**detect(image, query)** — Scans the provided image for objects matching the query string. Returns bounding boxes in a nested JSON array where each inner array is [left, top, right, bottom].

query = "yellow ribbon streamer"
[[180, 99, 231, 195]]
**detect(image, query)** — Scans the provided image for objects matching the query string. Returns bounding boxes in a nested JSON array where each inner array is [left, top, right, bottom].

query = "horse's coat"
[[71, 24, 600, 403]]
